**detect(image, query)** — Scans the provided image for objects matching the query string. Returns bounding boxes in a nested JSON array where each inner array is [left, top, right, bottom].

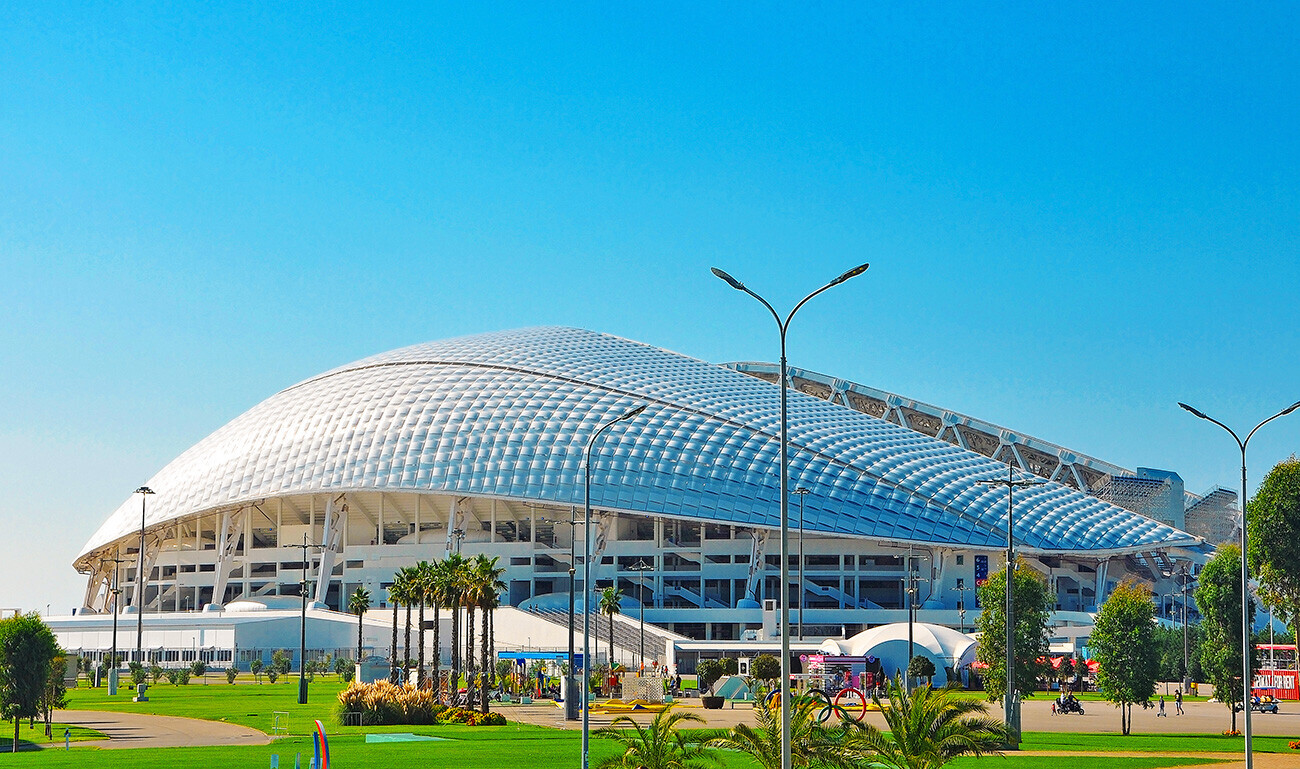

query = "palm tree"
[[387, 572, 404, 683], [389, 567, 415, 683], [440, 553, 467, 702], [413, 560, 435, 687], [849, 675, 1007, 769], [596, 703, 717, 769], [461, 559, 480, 706], [430, 557, 454, 702], [472, 554, 506, 712], [707, 695, 865, 769], [348, 586, 371, 666], [600, 586, 623, 671]]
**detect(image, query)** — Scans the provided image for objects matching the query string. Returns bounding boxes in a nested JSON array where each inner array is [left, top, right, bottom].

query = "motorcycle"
[[1055, 696, 1085, 715]]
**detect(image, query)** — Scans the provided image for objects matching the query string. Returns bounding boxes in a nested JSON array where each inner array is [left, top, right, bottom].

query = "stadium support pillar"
[[314, 497, 346, 607], [211, 508, 248, 610]]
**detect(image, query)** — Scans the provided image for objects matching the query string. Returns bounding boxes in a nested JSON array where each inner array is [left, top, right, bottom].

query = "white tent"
[[818, 622, 977, 687]]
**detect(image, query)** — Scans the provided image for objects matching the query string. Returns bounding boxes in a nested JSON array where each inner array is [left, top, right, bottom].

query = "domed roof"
[[76, 327, 1197, 565]]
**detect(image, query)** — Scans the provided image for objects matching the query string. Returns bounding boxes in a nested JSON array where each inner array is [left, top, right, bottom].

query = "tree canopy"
[[1195, 543, 1257, 732], [0, 613, 62, 752], [1247, 458, 1300, 652], [973, 565, 1050, 702], [1091, 579, 1159, 735]]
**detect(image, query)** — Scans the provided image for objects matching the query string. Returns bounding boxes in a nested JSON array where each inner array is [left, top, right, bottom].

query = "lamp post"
[[950, 583, 970, 634], [1182, 568, 1192, 692], [712, 262, 869, 769], [1179, 399, 1300, 769], [629, 559, 653, 672], [284, 534, 324, 705], [793, 487, 810, 639], [582, 403, 648, 769], [565, 507, 580, 721], [105, 549, 129, 694], [976, 462, 1043, 749], [134, 486, 154, 666]]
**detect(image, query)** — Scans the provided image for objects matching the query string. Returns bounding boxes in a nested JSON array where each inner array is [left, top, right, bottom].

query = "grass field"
[[0, 721, 105, 752], [0, 729, 1228, 769], [22, 680, 1274, 768]]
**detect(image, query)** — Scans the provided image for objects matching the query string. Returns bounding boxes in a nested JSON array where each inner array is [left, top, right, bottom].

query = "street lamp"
[[793, 487, 810, 639], [285, 534, 325, 705], [712, 262, 869, 769], [950, 583, 970, 634], [629, 559, 653, 672], [581, 403, 649, 769], [976, 462, 1043, 750], [904, 547, 928, 693], [104, 549, 129, 694], [134, 486, 154, 666], [1179, 399, 1300, 769], [553, 508, 580, 721]]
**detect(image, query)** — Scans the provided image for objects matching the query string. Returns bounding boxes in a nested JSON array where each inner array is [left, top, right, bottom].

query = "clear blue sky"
[[2, 3, 1297, 613]]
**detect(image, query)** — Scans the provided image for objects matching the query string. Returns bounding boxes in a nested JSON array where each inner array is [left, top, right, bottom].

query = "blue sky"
[[2, 3, 1297, 613]]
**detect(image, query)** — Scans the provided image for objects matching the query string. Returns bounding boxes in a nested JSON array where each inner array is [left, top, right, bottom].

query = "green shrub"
[[150, 665, 165, 683], [226, 667, 238, 684], [191, 660, 207, 677], [267, 669, 279, 684]]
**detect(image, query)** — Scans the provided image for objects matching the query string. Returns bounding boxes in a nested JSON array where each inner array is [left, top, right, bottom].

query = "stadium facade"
[[74, 327, 1215, 643]]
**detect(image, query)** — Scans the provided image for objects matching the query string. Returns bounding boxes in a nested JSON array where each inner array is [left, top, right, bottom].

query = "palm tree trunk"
[[450, 602, 460, 701], [356, 611, 363, 665], [480, 608, 491, 712], [417, 599, 426, 687], [403, 603, 411, 684], [390, 600, 399, 683], [433, 603, 442, 703], [466, 605, 477, 706]]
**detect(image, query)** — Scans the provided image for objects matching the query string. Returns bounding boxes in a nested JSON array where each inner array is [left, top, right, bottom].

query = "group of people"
[[1155, 689, 1184, 716]]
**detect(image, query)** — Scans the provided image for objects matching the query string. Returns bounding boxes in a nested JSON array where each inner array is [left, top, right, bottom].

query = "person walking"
[[1157, 695, 1167, 717], [1175, 689, 1184, 715]]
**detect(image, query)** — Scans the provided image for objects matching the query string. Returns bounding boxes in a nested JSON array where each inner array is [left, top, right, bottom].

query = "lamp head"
[[793, 487, 811, 495], [621, 404, 648, 420], [1282, 401, 1300, 416], [1178, 402, 1209, 420], [136, 486, 155, 495], [829, 262, 869, 286], [710, 267, 745, 291]]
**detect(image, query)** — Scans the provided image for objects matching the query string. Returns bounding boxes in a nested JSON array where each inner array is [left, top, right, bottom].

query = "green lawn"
[[1022, 731, 1297, 753], [0, 730, 1227, 769], [34, 681, 1268, 769], [66, 678, 355, 736], [0, 721, 105, 752]]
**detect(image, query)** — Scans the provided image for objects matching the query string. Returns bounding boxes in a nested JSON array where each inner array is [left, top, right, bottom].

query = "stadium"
[[67, 326, 1221, 666]]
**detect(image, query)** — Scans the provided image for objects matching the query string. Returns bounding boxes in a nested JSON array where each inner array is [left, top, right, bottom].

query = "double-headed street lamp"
[[629, 559, 653, 672], [134, 486, 154, 666], [103, 549, 129, 694], [1179, 399, 1300, 769], [284, 534, 325, 705], [712, 263, 869, 769], [580, 403, 649, 769], [975, 462, 1042, 749]]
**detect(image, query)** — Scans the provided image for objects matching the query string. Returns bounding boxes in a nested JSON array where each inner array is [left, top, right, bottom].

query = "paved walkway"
[[46, 710, 270, 750]]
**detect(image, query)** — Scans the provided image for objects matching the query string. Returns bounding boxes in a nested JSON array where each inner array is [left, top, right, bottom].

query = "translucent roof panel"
[[77, 327, 1197, 563]]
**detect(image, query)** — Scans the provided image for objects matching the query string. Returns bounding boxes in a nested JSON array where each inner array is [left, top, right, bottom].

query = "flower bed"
[[336, 681, 506, 726]]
